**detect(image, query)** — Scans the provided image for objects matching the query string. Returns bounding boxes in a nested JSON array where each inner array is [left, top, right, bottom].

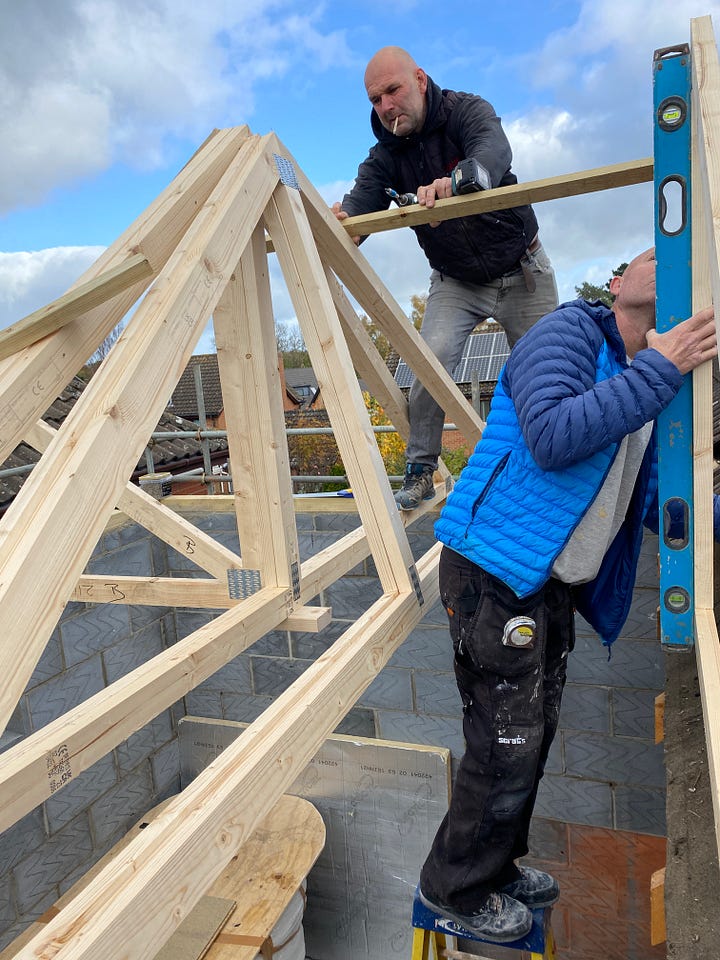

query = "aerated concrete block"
[[102, 621, 164, 685], [60, 604, 131, 667], [25, 656, 104, 731], [14, 814, 93, 912], [559, 683, 611, 734], [115, 711, 174, 775], [89, 765, 154, 847], [534, 774, 613, 828], [45, 754, 118, 834], [151, 738, 180, 794], [613, 784, 666, 835], [412, 671, 461, 718], [358, 668, 413, 711], [564, 732, 664, 788]]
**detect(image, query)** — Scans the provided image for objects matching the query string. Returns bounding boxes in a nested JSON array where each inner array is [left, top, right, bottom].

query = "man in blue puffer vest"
[[332, 46, 558, 511], [418, 248, 718, 942]]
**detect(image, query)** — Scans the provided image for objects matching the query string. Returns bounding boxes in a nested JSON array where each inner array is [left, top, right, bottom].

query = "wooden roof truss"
[[0, 14, 717, 959]]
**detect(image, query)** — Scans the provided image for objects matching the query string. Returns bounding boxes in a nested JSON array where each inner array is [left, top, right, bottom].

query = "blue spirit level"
[[653, 44, 694, 646]]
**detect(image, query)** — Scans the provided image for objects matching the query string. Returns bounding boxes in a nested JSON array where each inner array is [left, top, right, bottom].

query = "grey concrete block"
[[611, 688, 657, 738], [129, 604, 173, 632], [7, 701, 29, 738], [527, 816, 568, 863], [333, 707, 377, 737], [201, 653, 252, 694], [0, 729, 23, 754], [407, 532, 437, 561], [314, 513, 361, 532], [222, 693, 274, 724], [251, 656, 311, 697], [0, 888, 58, 950], [102, 621, 164, 685], [567, 634, 664, 690], [294, 513, 314, 531], [251, 630, 290, 657], [417, 597, 449, 627], [174, 609, 219, 641], [390, 624, 454, 673], [298, 531, 342, 562], [544, 732, 563, 775], [376, 710, 465, 758], [564, 732, 665, 788], [534, 774, 613, 828], [0, 874, 15, 933], [26, 657, 104, 731], [151, 738, 180, 793], [45, 754, 118, 834], [291, 621, 345, 660], [617, 589, 660, 639], [214, 531, 241, 554], [613, 784, 666, 835], [87, 538, 153, 577], [323, 577, 383, 619], [184, 688, 223, 719], [26, 634, 64, 690], [575, 588, 659, 641], [151, 536, 169, 576], [100, 521, 151, 554], [14, 814, 93, 912], [358, 669, 413, 711], [89, 765, 154, 847], [558, 683, 610, 734], [635, 534, 660, 589], [0, 808, 45, 873], [116, 711, 174, 774], [190, 512, 241, 535], [60, 604, 132, 667], [413, 672, 461, 718]]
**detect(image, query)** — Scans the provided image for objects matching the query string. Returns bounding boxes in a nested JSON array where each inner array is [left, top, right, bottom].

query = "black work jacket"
[[341, 78, 539, 284]]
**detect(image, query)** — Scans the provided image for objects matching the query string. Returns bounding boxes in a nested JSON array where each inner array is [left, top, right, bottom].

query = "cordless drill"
[[385, 158, 490, 208]]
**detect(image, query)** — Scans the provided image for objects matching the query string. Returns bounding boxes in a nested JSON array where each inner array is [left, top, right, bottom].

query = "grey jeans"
[[405, 244, 558, 468]]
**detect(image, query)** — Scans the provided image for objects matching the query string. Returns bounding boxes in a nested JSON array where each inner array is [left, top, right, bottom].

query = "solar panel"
[[393, 330, 510, 389]]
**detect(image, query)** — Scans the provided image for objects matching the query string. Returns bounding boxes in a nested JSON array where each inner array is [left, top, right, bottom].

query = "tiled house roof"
[[171, 354, 225, 421], [0, 376, 229, 514]]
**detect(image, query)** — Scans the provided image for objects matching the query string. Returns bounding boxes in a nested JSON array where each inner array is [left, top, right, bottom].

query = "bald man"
[[333, 47, 558, 510]]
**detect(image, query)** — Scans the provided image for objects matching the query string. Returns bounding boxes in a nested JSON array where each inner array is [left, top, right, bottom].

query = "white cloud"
[[0, 247, 105, 328], [0, 0, 353, 212]]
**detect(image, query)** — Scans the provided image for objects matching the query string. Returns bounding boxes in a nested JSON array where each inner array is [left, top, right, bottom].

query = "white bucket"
[[254, 881, 307, 960]]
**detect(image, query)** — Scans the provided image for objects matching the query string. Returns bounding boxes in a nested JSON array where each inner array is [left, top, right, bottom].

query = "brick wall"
[[0, 507, 665, 953]]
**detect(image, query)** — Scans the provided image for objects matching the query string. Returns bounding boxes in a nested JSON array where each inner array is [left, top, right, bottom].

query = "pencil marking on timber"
[[185, 537, 196, 555], [46, 744, 73, 793], [106, 583, 126, 602]]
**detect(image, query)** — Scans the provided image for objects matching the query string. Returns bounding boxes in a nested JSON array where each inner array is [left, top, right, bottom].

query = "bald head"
[[364, 46, 428, 137], [610, 248, 657, 357]]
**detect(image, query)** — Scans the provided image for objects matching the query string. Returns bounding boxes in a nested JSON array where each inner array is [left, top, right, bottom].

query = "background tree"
[[275, 320, 310, 368], [575, 263, 628, 306]]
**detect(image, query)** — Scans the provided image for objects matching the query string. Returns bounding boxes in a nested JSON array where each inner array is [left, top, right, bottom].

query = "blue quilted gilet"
[[435, 341, 622, 598]]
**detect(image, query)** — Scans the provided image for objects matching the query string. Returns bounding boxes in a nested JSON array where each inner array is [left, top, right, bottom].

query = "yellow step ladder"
[[411, 886, 556, 960]]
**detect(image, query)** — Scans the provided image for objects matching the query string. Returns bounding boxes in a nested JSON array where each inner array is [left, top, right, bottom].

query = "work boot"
[[418, 887, 532, 943], [394, 463, 435, 511], [500, 866, 560, 908]]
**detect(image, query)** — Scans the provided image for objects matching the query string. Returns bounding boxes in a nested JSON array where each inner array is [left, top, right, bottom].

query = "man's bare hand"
[[331, 202, 361, 245], [646, 306, 717, 374], [416, 177, 453, 209]]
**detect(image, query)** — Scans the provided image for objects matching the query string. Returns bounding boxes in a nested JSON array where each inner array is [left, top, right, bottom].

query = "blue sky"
[[1, 0, 718, 354]]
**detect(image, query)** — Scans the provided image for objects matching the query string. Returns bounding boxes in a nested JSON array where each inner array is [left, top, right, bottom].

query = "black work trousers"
[[420, 546, 575, 912]]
